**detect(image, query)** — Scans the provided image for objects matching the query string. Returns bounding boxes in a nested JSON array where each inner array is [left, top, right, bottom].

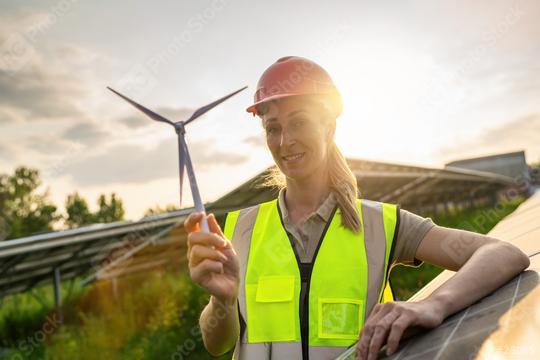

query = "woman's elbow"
[[203, 340, 235, 358], [498, 241, 530, 271]]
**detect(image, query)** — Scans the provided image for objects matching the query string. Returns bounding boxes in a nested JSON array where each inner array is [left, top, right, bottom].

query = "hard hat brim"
[[246, 92, 331, 115]]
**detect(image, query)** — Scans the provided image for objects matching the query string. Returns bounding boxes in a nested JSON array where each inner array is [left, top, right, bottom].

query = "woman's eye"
[[292, 119, 306, 128], [266, 127, 279, 135]]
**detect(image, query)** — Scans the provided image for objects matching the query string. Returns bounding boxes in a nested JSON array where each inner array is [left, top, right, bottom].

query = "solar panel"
[[335, 189, 540, 359]]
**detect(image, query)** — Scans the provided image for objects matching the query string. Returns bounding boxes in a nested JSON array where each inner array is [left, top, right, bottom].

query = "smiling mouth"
[[282, 152, 305, 161]]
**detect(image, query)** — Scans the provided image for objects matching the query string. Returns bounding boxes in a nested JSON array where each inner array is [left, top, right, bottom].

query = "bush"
[[42, 270, 231, 360]]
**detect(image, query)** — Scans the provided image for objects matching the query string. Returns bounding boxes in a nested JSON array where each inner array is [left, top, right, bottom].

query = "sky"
[[1, 0, 539, 220]]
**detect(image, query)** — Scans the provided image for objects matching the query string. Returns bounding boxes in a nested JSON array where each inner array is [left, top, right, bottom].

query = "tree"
[[64, 192, 126, 228], [0, 167, 60, 240], [94, 193, 125, 223], [65, 192, 93, 228], [144, 204, 179, 217]]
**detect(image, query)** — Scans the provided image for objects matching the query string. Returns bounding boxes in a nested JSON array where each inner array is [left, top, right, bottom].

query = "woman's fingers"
[[366, 310, 400, 360], [386, 314, 412, 355], [188, 230, 228, 249], [356, 303, 417, 359], [189, 244, 228, 267], [207, 213, 226, 238], [185, 212, 227, 243], [186, 231, 228, 270], [356, 304, 388, 359], [184, 212, 203, 233], [356, 303, 392, 359], [190, 258, 224, 283]]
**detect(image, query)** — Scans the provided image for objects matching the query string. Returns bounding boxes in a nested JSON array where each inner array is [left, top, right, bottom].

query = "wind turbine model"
[[107, 86, 247, 232]]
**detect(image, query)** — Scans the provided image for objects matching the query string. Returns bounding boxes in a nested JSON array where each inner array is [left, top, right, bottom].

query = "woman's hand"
[[355, 300, 445, 360], [185, 212, 240, 305]]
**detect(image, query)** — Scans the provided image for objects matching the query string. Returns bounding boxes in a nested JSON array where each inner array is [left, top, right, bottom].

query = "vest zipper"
[[277, 203, 337, 360]]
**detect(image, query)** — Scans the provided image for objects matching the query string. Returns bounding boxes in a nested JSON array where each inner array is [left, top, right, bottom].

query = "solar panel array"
[[0, 158, 516, 300]]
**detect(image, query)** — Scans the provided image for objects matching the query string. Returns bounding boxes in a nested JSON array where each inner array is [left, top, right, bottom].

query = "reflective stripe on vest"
[[224, 199, 398, 359], [379, 202, 398, 303]]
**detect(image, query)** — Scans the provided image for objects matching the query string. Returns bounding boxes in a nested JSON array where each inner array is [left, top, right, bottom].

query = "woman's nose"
[[280, 129, 296, 147]]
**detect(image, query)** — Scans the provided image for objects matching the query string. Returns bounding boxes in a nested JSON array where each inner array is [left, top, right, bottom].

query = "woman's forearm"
[[200, 295, 240, 356], [424, 242, 530, 318]]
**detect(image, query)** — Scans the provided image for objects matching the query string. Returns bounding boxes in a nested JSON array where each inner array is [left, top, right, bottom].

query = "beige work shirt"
[[277, 188, 435, 267]]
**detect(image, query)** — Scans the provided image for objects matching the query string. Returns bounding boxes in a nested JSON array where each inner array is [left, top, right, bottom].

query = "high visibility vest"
[[224, 198, 398, 360]]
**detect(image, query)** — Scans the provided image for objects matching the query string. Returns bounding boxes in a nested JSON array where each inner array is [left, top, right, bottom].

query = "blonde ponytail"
[[327, 141, 361, 233]]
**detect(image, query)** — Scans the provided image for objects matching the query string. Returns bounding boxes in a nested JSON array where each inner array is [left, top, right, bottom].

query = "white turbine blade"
[[184, 86, 248, 125], [107, 86, 175, 126]]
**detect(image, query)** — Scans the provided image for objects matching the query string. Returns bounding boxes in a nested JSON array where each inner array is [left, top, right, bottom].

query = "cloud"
[[25, 134, 74, 154], [63, 137, 249, 186], [62, 122, 109, 145], [243, 134, 265, 147], [0, 65, 87, 122], [117, 115, 150, 129], [154, 106, 194, 122], [0, 12, 106, 124], [54, 44, 101, 66], [0, 143, 14, 162], [116, 106, 195, 129], [0, 106, 24, 124], [437, 113, 540, 164]]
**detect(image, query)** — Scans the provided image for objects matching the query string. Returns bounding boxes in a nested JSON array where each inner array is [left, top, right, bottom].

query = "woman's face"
[[261, 97, 333, 182]]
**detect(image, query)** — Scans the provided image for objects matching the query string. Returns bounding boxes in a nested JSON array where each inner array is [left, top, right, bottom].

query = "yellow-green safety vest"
[[224, 198, 398, 360]]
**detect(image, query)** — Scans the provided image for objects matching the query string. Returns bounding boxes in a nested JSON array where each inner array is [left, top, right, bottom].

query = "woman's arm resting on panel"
[[356, 224, 530, 360]]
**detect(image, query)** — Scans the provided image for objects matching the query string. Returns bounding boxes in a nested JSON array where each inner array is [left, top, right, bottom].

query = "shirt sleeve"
[[391, 208, 436, 267]]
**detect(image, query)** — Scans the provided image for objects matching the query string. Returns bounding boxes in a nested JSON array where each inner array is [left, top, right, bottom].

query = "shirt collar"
[[278, 188, 337, 223]]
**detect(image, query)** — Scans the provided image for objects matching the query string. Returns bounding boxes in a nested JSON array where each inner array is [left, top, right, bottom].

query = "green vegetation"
[[144, 204, 180, 217], [0, 279, 89, 359], [65, 192, 126, 228], [0, 167, 125, 239], [0, 167, 60, 240], [1, 270, 232, 360]]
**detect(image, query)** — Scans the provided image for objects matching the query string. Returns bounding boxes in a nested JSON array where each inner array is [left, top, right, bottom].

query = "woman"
[[185, 56, 529, 360]]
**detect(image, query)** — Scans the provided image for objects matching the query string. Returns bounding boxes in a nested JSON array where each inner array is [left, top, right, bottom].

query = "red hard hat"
[[246, 56, 342, 117]]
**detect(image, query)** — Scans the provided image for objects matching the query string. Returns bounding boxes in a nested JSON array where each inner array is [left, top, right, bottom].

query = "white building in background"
[[445, 150, 532, 194]]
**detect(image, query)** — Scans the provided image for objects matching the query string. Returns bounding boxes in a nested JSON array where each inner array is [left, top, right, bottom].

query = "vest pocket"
[[318, 298, 363, 340], [246, 275, 296, 342]]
